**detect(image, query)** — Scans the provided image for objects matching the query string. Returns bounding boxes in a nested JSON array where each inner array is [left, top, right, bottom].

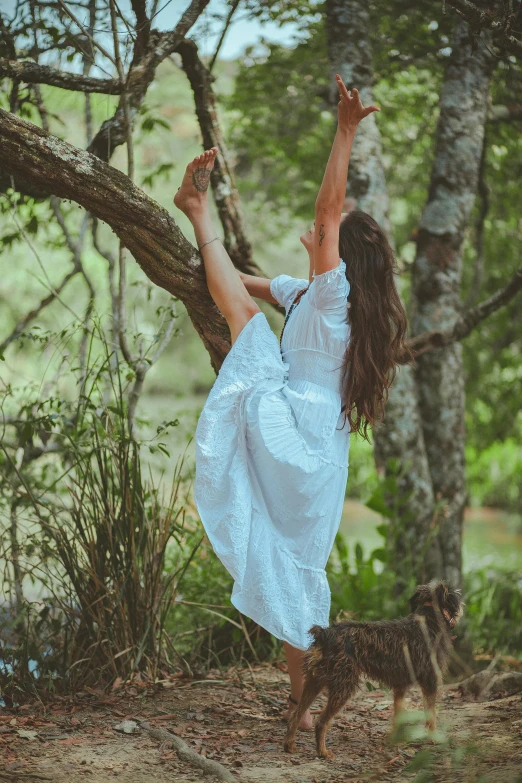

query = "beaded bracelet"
[[198, 236, 220, 251]]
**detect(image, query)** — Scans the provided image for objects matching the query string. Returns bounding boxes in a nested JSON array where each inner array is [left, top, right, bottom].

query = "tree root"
[[139, 721, 238, 782]]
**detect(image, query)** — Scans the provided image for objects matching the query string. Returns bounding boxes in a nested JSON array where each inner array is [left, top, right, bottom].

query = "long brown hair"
[[339, 210, 412, 440]]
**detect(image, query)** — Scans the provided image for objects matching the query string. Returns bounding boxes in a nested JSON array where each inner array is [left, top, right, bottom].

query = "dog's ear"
[[409, 584, 431, 613], [432, 581, 449, 608]]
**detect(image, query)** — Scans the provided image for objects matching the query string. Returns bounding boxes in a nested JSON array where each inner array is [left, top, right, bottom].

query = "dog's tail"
[[308, 624, 337, 648], [309, 624, 356, 658]]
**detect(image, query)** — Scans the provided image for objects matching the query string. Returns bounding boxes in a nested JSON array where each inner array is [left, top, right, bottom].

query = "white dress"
[[194, 258, 351, 650]]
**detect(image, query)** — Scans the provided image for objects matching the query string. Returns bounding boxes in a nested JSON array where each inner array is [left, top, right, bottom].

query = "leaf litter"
[[0, 663, 520, 782]]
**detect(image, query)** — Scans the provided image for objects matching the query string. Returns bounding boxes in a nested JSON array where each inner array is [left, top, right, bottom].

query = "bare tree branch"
[[405, 262, 522, 360], [445, 0, 522, 56], [208, 0, 240, 73], [0, 58, 121, 93], [176, 37, 258, 275], [56, 0, 117, 65], [88, 0, 211, 162], [0, 266, 80, 355]]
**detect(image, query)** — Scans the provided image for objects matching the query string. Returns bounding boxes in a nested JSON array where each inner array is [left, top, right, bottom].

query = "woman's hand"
[[336, 74, 380, 131]]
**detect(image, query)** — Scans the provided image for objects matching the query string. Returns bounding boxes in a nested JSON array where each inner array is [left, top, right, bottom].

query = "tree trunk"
[[410, 20, 494, 586], [325, 0, 435, 587], [325, 0, 389, 232]]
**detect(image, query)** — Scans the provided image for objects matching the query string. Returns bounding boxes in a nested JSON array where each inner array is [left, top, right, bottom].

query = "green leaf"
[[365, 489, 393, 518]]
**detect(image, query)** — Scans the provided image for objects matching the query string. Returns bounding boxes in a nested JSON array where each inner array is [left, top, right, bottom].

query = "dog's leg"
[[315, 683, 355, 761], [284, 676, 322, 754], [392, 687, 407, 731], [421, 688, 437, 732]]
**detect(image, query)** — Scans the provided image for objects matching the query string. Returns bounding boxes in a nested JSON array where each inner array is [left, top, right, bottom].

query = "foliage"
[[0, 320, 197, 701], [465, 567, 522, 656], [225, 22, 333, 218], [466, 437, 522, 513]]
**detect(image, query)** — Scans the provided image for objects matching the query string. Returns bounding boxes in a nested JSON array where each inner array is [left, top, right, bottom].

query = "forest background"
[[0, 0, 521, 700]]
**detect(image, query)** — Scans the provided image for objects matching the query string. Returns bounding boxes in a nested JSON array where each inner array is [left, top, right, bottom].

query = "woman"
[[173, 75, 410, 730]]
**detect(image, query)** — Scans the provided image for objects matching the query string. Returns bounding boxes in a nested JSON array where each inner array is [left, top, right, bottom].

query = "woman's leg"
[[174, 148, 261, 344], [176, 151, 312, 727], [282, 641, 314, 730]]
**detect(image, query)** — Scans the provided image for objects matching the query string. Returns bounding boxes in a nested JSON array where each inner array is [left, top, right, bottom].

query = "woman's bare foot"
[[173, 147, 218, 216], [281, 698, 314, 731]]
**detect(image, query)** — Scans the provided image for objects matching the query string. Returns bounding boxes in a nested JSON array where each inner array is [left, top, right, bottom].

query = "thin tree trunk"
[[325, 0, 389, 232], [410, 19, 494, 586], [325, 0, 435, 587]]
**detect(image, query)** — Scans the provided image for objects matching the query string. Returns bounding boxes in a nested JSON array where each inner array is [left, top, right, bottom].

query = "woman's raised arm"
[[314, 75, 379, 276]]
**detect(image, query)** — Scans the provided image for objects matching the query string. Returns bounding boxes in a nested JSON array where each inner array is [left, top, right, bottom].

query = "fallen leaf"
[[16, 729, 38, 740], [114, 720, 139, 734]]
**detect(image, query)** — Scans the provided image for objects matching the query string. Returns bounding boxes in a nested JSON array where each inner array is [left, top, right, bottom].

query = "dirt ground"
[[1, 664, 521, 783]]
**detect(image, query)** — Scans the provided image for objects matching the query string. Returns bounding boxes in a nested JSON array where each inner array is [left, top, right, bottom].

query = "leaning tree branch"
[[0, 107, 230, 371], [405, 262, 522, 360], [445, 0, 522, 56], [176, 37, 258, 276], [0, 59, 121, 93]]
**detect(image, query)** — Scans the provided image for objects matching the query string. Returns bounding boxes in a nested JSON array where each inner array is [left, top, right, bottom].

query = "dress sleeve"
[[269, 274, 310, 311], [307, 258, 350, 312]]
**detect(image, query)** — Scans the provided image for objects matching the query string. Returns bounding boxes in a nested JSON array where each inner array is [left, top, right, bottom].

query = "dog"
[[284, 581, 463, 759]]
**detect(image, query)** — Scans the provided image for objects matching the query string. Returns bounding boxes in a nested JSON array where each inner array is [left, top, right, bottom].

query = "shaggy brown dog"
[[284, 581, 463, 759]]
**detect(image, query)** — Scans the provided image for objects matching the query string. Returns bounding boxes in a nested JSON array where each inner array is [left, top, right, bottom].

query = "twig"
[[208, 0, 240, 73], [0, 267, 79, 354], [140, 721, 237, 782], [445, 0, 522, 56], [57, 0, 117, 65]]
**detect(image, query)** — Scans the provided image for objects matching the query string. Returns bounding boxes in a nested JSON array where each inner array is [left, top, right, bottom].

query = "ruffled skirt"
[[194, 312, 349, 650]]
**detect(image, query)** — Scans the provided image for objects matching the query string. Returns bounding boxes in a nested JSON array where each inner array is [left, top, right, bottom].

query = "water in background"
[[339, 500, 522, 572]]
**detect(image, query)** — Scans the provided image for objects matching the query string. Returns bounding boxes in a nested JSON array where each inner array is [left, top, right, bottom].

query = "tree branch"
[[208, 0, 240, 73], [87, 0, 211, 162], [445, 0, 522, 56], [176, 37, 258, 275], [405, 262, 522, 360], [0, 266, 79, 355], [0, 58, 121, 94], [0, 107, 230, 371]]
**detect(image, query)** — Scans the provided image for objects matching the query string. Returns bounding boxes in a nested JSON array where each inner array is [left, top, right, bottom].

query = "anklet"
[[198, 236, 220, 251], [288, 694, 299, 705]]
